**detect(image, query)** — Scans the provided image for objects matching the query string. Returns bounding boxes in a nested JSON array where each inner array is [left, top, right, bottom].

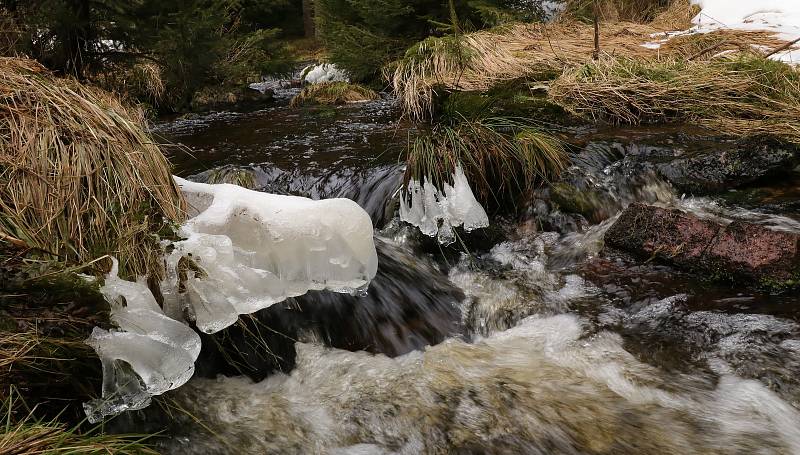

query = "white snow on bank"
[[400, 164, 489, 245], [301, 63, 350, 84], [644, 0, 800, 64], [85, 180, 378, 422], [692, 0, 800, 63]]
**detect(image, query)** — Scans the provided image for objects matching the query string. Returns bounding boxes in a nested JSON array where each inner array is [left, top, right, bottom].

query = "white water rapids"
[[134, 96, 800, 454], [157, 227, 800, 454]]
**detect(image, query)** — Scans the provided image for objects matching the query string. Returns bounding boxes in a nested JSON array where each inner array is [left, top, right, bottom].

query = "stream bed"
[[142, 97, 800, 454]]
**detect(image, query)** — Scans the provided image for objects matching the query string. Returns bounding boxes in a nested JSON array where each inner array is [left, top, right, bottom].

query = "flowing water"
[[144, 96, 800, 454]]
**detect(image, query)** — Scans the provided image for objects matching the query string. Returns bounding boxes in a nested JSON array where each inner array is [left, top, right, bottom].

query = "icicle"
[[399, 164, 489, 244]]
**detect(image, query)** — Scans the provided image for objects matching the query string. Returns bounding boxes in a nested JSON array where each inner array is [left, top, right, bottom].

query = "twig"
[[21, 254, 111, 283], [687, 40, 728, 61], [763, 37, 800, 59], [0, 232, 27, 249], [593, 1, 600, 60]]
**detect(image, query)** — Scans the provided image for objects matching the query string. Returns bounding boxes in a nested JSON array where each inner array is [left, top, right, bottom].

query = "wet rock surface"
[[190, 86, 274, 113], [706, 221, 800, 285], [605, 203, 800, 288], [195, 239, 464, 380], [654, 138, 798, 194]]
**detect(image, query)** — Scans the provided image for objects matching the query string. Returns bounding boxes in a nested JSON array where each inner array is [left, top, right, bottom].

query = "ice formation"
[[301, 63, 350, 84], [84, 259, 202, 423], [644, 1, 800, 64], [85, 179, 378, 421], [164, 178, 378, 333], [399, 164, 489, 245]]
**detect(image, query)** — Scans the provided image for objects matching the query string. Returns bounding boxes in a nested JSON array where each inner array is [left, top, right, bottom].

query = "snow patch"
[[399, 164, 489, 245], [639, 1, 800, 63], [689, 0, 800, 63], [301, 63, 350, 84]]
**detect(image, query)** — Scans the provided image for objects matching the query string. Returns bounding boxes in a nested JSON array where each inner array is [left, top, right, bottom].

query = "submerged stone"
[[195, 238, 464, 380]]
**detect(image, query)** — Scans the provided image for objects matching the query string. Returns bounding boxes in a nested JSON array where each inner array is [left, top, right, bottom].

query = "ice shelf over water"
[[84, 259, 202, 423], [84, 179, 378, 422], [399, 164, 490, 245], [166, 178, 378, 333]]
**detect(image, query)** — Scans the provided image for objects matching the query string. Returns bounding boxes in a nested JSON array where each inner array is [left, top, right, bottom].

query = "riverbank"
[[3, 2, 800, 452]]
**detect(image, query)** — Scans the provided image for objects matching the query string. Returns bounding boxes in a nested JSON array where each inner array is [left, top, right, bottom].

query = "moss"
[[758, 269, 800, 293], [439, 81, 579, 125], [205, 166, 258, 189], [550, 183, 606, 221]]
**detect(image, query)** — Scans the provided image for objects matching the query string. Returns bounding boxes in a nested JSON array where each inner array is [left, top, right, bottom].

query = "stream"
[[141, 95, 800, 454]]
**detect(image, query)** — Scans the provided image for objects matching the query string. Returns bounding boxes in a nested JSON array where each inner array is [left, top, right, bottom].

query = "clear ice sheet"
[[399, 164, 489, 245], [84, 259, 201, 423]]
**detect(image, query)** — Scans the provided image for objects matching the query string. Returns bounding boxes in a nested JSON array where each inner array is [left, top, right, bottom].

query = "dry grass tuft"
[[1, 389, 158, 454], [562, 0, 674, 23], [390, 0, 792, 121], [549, 54, 800, 143], [390, 20, 680, 120], [649, 0, 700, 30], [93, 61, 167, 107], [0, 58, 184, 279], [659, 29, 786, 60], [405, 117, 568, 208], [290, 82, 378, 107]]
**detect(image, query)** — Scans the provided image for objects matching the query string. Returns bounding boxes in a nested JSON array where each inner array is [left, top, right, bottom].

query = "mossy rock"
[[191, 85, 273, 112], [550, 182, 618, 223], [290, 82, 378, 107], [437, 81, 582, 126]]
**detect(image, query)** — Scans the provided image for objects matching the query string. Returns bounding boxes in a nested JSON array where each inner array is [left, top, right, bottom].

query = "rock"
[[190, 86, 274, 112], [195, 239, 464, 380], [604, 203, 800, 289], [550, 181, 619, 223], [605, 203, 720, 269], [706, 221, 800, 285], [654, 137, 798, 194]]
